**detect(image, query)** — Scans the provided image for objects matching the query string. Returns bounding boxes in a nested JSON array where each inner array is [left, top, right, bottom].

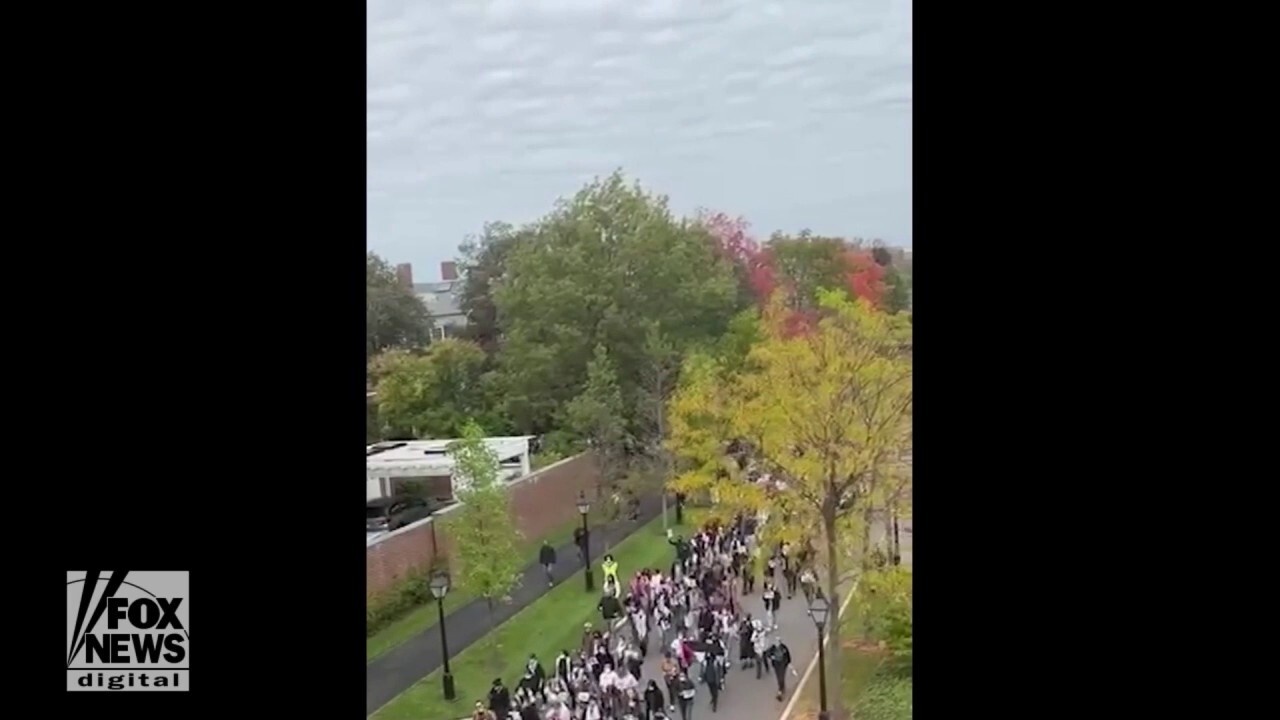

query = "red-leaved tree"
[[698, 210, 886, 334]]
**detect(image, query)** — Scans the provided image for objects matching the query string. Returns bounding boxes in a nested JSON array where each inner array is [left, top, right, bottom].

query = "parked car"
[[366, 495, 433, 532]]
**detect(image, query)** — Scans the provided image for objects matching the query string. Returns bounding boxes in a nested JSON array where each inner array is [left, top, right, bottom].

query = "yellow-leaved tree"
[[667, 289, 911, 718]]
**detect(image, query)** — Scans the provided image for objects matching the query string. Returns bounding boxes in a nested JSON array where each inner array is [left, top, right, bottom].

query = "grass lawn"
[[366, 515, 584, 663], [370, 517, 674, 720]]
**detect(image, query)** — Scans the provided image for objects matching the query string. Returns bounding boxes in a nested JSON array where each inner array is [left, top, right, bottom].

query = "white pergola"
[[366, 436, 534, 498]]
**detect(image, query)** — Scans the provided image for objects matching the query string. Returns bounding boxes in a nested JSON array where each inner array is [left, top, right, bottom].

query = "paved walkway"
[[366, 497, 665, 716], [632, 517, 912, 720], [628, 578, 841, 720]]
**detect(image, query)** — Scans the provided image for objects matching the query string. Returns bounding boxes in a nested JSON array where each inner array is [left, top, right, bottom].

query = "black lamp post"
[[429, 571, 457, 701], [808, 593, 831, 720], [577, 492, 594, 591]]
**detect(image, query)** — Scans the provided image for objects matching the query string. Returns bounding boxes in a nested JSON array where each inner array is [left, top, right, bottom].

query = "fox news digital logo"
[[66, 570, 189, 692]]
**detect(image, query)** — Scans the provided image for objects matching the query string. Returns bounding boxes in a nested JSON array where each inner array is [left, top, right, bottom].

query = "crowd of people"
[[473, 514, 822, 720]]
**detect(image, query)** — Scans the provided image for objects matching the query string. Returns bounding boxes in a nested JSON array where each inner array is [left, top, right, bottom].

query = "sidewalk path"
[[366, 497, 665, 716], [629, 517, 912, 720]]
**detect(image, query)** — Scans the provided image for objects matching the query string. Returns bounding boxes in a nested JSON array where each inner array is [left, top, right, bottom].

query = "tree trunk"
[[823, 508, 845, 720], [657, 405, 670, 532], [486, 597, 500, 673], [891, 505, 901, 566], [860, 506, 874, 642]]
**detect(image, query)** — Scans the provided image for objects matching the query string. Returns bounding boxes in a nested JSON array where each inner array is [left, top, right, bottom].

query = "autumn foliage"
[[698, 210, 888, 335]]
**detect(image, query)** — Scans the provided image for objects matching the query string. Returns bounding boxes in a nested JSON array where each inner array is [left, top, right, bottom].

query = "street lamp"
[[577, 492, 594, 591], [429, 571, 457, 701], [808, 593, 832, 720]]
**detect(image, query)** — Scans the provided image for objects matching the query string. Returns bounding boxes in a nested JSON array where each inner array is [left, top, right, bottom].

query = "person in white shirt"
[[655, 601, 673, 647], [616, 666, 638, 694], [717, 609, 738, 666], [752, 620, 770, 680], [762, 582, 780, 630], [631, 607, 649, 647], [599, 665, 619, 693], [800, 567, 817, 604]]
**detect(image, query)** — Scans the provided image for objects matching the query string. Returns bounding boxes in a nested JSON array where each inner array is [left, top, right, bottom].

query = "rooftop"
[[413, 281, 463, 318], [365, 435, 534, 480]]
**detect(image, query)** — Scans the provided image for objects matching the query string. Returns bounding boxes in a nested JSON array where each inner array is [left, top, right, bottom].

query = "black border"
[[13, 2, 1200, 717], [23, 2, 367, 716]]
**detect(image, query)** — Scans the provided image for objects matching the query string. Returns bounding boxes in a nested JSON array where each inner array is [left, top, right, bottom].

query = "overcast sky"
[[368, 0, 912, 281]]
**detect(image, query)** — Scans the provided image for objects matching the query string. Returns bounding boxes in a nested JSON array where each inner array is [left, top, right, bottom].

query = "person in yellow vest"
[[601, 554, 619, 590]]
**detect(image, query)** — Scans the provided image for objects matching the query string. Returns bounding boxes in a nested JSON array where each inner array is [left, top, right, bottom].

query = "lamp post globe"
[[429, 571, 450, 600], [809, 594, 830, 629]]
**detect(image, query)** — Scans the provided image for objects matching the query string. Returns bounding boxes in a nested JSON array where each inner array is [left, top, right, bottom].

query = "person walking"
[[702, 650, 723, 713], [540, 541, 558, 587], [661, 651, 680, 715], [598, 591, 623, 623], [751, 621, 769, 680], [555, 649, 572, 684], [631, 604, 650, 658], [675, 672, 697, 720], [763, 638, 796, 702], [643, 679, 665, 720], [781, 554, 798, 599], [799, 567, 816, 604], [602, 554, 621, 588], [761, 582, 780, 631], [488, 678, 512, 718], [738, 615, 755, 671], [574, 525, 588, 562]]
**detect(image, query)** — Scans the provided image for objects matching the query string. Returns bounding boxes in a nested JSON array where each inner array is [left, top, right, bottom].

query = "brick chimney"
[[440, 261, 458, 281], [395, 263, 413, 288]]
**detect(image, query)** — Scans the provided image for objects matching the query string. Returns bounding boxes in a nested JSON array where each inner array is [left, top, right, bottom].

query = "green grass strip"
[[371, 517, 673, 720], [367, 515, 584, 663]]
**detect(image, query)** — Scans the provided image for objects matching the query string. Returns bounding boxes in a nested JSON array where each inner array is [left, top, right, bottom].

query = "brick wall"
[[366, 452, 599, 597]]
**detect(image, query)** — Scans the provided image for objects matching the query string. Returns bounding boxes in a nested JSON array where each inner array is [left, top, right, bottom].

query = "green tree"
[[367, 251, 432, 357], [883, 266, 911, 314], [565, 344, 628, 473], [457, 221, 526, 354], [637, 325, 680, 528], [712, 309, 764, 375], [565, 344, 631, 545], [373, 340, 501, 439], [493, 171, 741, 434], [766, 231, 854, 312], [449, 420, 523, 672]]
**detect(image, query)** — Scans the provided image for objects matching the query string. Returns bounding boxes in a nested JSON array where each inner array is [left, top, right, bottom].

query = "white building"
[[395, 261, 468, 340], [365, 435, 533, 501]]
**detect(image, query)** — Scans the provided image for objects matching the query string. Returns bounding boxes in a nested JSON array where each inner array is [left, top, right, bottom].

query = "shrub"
[[854, 669, 913, 720], [366, 566, 434, 637], [857, 566, 912, 674]]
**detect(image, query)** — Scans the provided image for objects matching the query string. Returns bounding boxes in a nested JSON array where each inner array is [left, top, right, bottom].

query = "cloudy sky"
[[368, 0, 912, 280]]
